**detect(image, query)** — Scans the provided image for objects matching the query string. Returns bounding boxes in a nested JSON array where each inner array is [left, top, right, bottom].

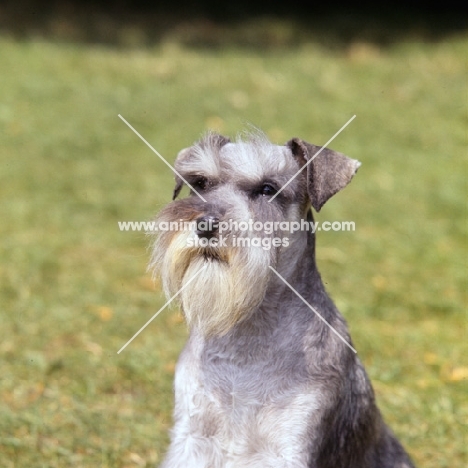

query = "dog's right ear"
[[172, 133, 231, 200]]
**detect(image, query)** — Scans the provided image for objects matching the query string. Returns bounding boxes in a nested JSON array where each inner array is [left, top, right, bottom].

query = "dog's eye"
[[192, 177, 208, 191], [260, 184, 277, 197]]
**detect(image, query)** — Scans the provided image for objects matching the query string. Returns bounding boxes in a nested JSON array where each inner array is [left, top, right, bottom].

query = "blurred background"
[[0, 2, 466, 467]]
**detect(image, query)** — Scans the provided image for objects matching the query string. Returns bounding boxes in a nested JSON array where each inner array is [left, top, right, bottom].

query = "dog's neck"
[[275, 208, 318, 280], [259, 208, 329, 317]]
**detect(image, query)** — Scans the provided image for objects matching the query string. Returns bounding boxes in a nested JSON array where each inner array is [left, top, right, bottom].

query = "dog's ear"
[[172, 133, 231, 200], [287, 138, 360, 212], [173, 147, 191, 200]]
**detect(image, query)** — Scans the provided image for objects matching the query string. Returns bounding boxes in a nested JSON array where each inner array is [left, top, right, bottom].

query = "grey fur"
[[149, 132, 415, 468]]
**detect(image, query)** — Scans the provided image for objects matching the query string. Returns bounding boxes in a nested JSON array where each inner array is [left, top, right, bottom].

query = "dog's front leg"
[[159, 393, 225, 468], [159, 342, 225, 468], [159, 419, 223, 468]]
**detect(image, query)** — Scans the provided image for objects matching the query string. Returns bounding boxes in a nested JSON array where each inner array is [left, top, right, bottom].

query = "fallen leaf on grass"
[[127, 452, 146, 466], [448, 367, 468, 382], [96, 306, 113, 321], [423, 352, 439, 365]]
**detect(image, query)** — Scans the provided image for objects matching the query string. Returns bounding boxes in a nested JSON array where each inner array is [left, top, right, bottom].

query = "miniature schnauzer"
[[149, 132, 415, 468]]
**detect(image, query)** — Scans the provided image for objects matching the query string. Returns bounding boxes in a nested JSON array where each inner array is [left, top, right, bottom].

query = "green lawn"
[[0, 32, 466, 467]]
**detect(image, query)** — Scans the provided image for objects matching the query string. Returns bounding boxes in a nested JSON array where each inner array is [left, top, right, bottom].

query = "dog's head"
[[149, 131, 359, 336]]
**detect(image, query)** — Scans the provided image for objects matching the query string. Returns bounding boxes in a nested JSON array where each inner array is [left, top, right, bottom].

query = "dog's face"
[[149, 132, 359, 337]]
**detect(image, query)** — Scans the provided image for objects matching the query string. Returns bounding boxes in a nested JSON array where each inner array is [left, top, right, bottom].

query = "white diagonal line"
[[269, 115, 356, 202], [117, 265, 208, 354], [118, 114, 207, 202], [269, 266, 357, 353]]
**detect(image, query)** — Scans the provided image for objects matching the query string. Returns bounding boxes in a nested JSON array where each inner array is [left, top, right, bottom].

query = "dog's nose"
[[195, 215, 219, 239]]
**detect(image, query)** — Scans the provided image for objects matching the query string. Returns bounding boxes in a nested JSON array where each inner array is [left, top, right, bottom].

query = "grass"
[[0, 31, 467, 467]]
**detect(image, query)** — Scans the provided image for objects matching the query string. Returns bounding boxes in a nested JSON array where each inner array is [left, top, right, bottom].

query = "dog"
[[149, 131, 415, 468]]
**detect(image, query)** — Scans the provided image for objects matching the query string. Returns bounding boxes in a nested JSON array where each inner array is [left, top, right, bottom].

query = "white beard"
[[150, 230, 272, 337]]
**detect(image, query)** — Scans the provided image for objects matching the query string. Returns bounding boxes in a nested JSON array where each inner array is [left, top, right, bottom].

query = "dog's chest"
[[174, 337, 321, 466]]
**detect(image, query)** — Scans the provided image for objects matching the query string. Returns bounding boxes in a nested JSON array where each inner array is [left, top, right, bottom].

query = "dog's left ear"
[[287, 138, 361, 212]]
